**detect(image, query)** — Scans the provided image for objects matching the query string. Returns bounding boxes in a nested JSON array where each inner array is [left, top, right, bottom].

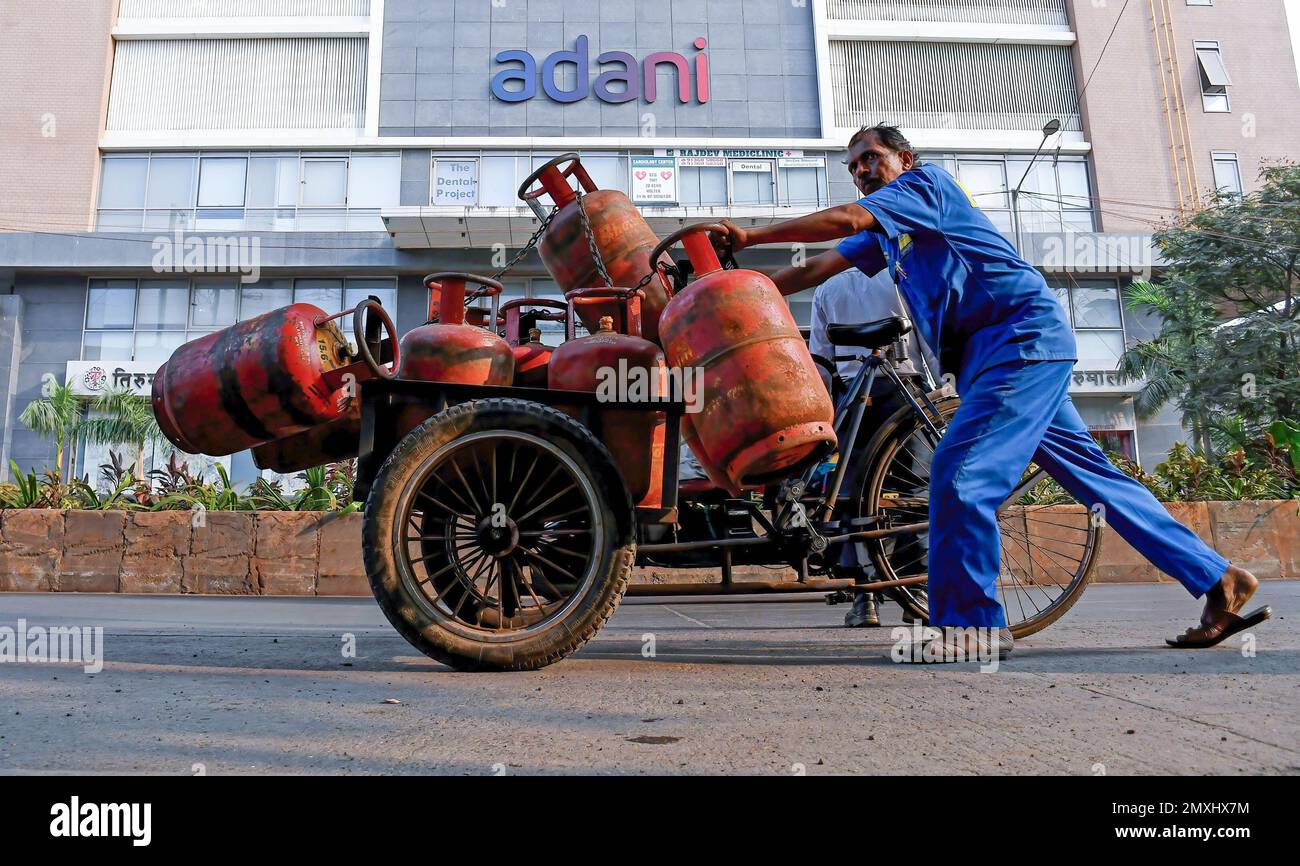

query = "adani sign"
[[490, 36, 710, 105]]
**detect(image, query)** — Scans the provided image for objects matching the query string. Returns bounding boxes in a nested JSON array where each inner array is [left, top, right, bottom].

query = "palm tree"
[[17, 379, 82, 481], [1118, 279, 1219, 456], [76, 388, 167, 481]]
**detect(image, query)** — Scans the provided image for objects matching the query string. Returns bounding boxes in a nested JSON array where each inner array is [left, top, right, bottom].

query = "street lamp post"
[[1011, 118, 1063, 256]]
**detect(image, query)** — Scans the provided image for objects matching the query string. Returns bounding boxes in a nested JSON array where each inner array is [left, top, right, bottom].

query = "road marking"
[[662, 606, 712, 628]]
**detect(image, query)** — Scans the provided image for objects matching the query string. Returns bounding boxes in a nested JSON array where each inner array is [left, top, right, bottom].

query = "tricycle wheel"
[[363, 398, 635, 671]]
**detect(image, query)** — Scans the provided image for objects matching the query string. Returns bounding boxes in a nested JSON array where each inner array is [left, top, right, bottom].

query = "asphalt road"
[[0, 583, 1296, 775]]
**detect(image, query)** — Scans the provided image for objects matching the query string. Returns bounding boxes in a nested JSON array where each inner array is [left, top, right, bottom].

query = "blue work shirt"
[[835, 163, 1076, 388]]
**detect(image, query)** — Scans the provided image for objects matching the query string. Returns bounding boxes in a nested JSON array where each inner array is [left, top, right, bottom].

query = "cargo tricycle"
[[344, 224, 1100, 672]]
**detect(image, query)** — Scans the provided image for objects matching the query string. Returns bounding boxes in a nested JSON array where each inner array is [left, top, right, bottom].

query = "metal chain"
[[462, 205, 560, 306], [574, 187, 614, 288]]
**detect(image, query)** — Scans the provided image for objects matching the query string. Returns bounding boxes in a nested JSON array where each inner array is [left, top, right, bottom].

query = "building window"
[[1211, 152, 1243, 198], [432, 158, 480, 206], [1048, 277, 1127, 371], [778, 159, 829, 208], [96, 151, 400, 233], [1195, 41, 1231, 112], [730, 160, 776, 206], [678, 163, 729, 207], [936, 153, 1096, 234], [1091, 428, 1137, 461], [82, 277, 398, 364], [956, 159, 1013, 233]]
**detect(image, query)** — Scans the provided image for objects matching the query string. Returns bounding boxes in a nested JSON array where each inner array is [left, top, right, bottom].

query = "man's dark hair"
[[847, 123, 920, 164]]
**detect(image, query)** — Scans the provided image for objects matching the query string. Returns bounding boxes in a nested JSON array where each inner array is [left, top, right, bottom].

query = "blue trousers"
[[929, 359, 1228, 627]]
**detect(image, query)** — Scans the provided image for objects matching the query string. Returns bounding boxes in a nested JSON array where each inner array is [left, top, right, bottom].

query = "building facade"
[[1, 0, 1298, 483]]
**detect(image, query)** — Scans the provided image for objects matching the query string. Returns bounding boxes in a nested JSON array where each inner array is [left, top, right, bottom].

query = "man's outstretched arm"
[[770, 250, 854, 297], [718, 204, 879, 251]]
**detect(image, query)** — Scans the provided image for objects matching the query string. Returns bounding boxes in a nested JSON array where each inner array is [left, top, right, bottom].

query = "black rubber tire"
[[363, 398, 635, 671], [854, 397, 1101, 639]]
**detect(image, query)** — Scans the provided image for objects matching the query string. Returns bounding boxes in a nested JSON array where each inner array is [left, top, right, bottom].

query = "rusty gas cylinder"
[[654, 224, 836, 490], [245, 299, 400, 473], [394, 273, 514, 436], [548, 289, 667, 508], [518, 153, 673, 344], [152, 303, 354, 457]]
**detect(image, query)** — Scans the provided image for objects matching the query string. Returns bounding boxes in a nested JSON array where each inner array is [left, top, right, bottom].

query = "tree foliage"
[[1120, 162, 1300, 454]]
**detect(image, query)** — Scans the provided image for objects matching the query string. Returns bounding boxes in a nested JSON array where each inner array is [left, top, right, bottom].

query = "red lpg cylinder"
[[501, 298, 567, 388], [518, 153, 674, 344], [152, 304, 355, 457], [548, 289, 667, 508], [395, 273, 515, 436], [654, 224, 837, 490], [249, 298, 401, 473]]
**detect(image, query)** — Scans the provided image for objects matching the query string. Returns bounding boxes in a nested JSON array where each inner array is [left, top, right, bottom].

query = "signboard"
[[1068, 369, 1141, 394], [677, 156, 726, 167], [660, 148, 802, 159], [433, 159, 479, 206], [731, 161, 773, 173], [778, 157, 826, 168], [66, 361, 157, 398], [630, 156, 677, 204]]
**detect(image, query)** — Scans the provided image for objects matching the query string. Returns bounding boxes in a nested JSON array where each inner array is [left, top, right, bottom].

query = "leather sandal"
[[1166, 606, 1271, 649]]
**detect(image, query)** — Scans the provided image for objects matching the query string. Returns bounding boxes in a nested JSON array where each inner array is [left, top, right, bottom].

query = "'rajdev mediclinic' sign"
[[630, 156, 677, 204]]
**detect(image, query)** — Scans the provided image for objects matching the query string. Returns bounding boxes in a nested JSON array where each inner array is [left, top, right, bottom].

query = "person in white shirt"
[[810, 259, 938, 627]]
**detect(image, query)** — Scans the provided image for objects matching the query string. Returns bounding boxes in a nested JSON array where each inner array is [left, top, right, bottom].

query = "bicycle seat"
[[827, 316, 912, 349]]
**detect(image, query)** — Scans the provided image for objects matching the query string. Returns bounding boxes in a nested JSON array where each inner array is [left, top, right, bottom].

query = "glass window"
[[190, 280, 239, 329], [198, 158, 248, 208], [99, 158, 149, 209], [341, 278, 398, 334], [82, 331, 134, 362], [142, 209, 194, 232], [1195, 42, 1230, 112], [580, 156, 628, 194], [1075, 331, 1125, 370], [136, 281, 190, 329], [86, 280, 136, 329], [347, 154, 401, 208], [480, 156, 526, 207], [247, 157, 300, 208], [1212, 153, 1243, 197], [1057, 161, 1092, 210], [244, 208, 297, 231], [301, 159, 348, 206], [432, 158, 480, 206], [194, 209, 245, 231], [146, 156, 197, 210], [1071, 283, 1123, 329], [958, 161, 1008, 209], [679, 166, 728, 207], [239, 280, 294, 320], [731, 161, 775, 205], [294, 279, 344, 312], [97, 210, 145, 231], [295, 209, 348, 231], [134, 331, 187, 366], [778, 165, 827, 208]]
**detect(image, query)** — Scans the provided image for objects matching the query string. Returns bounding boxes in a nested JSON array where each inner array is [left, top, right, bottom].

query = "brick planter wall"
[[0, 502, 1295, 595]]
